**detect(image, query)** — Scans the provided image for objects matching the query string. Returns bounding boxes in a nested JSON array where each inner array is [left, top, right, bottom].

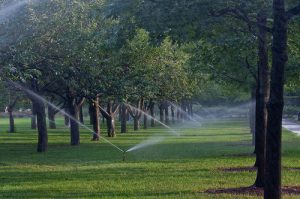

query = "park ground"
[[0, 117, 300, 198]]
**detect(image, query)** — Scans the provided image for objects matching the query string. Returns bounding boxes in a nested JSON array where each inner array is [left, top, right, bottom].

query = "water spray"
[[11, 82, 125, 154]]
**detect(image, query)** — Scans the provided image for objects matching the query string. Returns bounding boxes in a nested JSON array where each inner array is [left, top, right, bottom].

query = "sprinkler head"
[[122, 151, 126, 162]]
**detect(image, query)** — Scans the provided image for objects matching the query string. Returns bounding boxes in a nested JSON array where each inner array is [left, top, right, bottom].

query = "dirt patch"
[[223, 153, 255, 157], [205, 186, 263, 196], [284, 167, 300, 171], [204, 186, 300, 196], [225, 143, 252, 147], [219, 166, 256, 172]]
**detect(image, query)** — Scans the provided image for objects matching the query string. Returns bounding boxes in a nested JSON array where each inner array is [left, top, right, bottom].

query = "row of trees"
[[0, 0, 299, 198]]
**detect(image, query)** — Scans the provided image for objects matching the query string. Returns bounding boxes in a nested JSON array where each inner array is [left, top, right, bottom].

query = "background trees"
[[0, 1, 300, 198]]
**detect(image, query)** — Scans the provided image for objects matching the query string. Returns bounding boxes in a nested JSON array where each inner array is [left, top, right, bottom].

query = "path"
[[282, 119, 300, 135]]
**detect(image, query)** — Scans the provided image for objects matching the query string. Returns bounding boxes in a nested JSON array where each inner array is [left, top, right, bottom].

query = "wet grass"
[[0, 117, 300, 198]]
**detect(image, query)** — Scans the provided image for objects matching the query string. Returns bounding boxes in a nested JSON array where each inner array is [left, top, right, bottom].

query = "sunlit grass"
[[0, 117, 300, 198]]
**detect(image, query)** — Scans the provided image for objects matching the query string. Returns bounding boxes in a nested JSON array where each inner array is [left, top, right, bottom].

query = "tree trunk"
[[164, 104, 170, 125], [31, 102, 37, 129], [48, 105, 56, 129], [181, 101, 186, 121], [177, 107, 180, 121], [64, 108, 69, 126], [254, 9, 270, 188], [79, 106, 84, 124], [143, 113, 148, 129], [171, 105, 175, 124], [106, 100, 116, 137], [121, 103, 127, 133], [149, 100, 155, 127], [34, 100, 48, 152], [159, 104, 164, 122], [134, 117, 140, 131], [265, 1, 288, 198], [107, 117, 116, 137], [249, 87, 256, 147], [68, 95, 80, 145], [89, 103, 93, 125], [8, 111, 15, 133], [91, 97, 100, 141]]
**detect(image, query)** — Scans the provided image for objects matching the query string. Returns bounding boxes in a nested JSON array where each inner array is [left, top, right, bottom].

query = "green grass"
[[0, 117, 300, 198]]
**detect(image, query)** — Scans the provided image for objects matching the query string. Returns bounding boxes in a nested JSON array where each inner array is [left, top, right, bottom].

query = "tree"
[[265, 1, 300, 198]]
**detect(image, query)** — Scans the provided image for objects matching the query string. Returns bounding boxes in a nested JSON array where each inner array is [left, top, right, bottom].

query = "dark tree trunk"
[[187, 101, 193, 117], [48, 105, 56, 129], [121, 103, 127, 133], [106, 100, 116, 137], [31, 102, 37, 129], [7, 98, 17, 133], [66, 89, 85, 146], [68, 96, 80, 145], [35, 100, 48, 152], [177, 107, 180, 121], [181, 101, 186, 121], [64, 108, 69, 126], [264, 1, 288, 198], [250, 87, 256, 147], [133, 117, 140, 131], [159, 104, 164, 122], [79, 106, 84, 124], [190, 102, 193, 116], [143, 113, 148, 129], [91, 97, 100, 141], [107, 117, 116, 137], [8, 111, 15, 133], [164, 104, 169, 125], [254, 9, 270, 188], [171, 105, 175, 124], [149, 100, 155, 127], [28, 78, 48, 152], [89, 103, 93, 125], [127, 98, 144, 131]]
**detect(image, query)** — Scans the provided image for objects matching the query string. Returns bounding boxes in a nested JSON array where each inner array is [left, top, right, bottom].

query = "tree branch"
[[286, 4, 300, 21], [244, 57, 258, 81], [210, 7, 272, 34]]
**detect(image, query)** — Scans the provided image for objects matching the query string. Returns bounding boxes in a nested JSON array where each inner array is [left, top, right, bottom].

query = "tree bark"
[[31, 102, 37, 129], [34, 100, 48, 152], [264, 1, 288, 198], [250, 87, 256, 147], [89, 103, 93, 125], [254, 9, 270, 188], [7, 98, 17, 133], [143, 113, 148, 129], [149, 99, 155, 127], [8, 110, 15, 133], [164, 103, 170, 125], [79, 106, 84, 124], [159, 103, 164, 123], [105, 100, 117, 137], [171, 105, 175, 124], [67, 89, 84, 146], [91, 97, 100, 141], [28, 78, 48, 152], [68, 95, 80, 145], [64, 108, 69, 126], [134, 117, 140, 130], [121, 103, 127, 133], [127, 98, 144, 131], [48, 105, 56, 129]]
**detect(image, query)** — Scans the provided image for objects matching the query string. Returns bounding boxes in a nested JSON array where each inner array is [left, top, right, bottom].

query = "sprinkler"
[[122, 151, 127, 162]]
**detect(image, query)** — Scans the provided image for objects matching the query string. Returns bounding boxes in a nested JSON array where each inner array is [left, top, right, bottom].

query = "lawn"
[[0, 117, 300, 198]]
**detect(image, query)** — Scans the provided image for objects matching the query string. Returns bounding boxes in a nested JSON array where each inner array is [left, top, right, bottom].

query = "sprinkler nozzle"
[[122, 151, 126, 162]]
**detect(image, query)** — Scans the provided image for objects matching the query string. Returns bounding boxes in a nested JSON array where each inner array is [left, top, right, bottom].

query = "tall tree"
[[265, 1, 300, 198]]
